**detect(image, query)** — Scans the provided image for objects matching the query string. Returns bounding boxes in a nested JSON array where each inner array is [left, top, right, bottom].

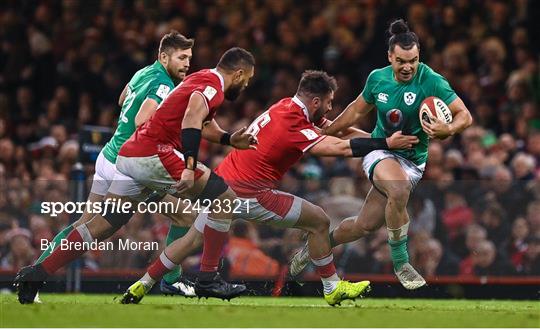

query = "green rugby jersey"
[[101, 61, 174, 163], [361, 62, 457, 165]]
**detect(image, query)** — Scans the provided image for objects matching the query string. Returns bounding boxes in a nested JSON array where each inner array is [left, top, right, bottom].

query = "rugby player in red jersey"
[[121, 70, 419, 306], [14, 47, 258, 303]]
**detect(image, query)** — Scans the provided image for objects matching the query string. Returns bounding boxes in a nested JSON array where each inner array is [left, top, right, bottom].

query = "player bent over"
[[121, 70, 419, 306], [14, 48, 257, 304], [289, 20, 473, 290], [30, 31, 197, 299]]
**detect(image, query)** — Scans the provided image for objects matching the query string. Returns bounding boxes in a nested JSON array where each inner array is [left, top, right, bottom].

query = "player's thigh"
[[372, 157, 412, 200], [160, 194, 197, 227], [109, 162, 152, 202], [293, 199, 330, 233], [84, 191, 137, 237], [72, 192, 104, 227], [354, 186, 387, 232], [89, 150, 116, 196], [150, 150, 213, 200], [232, 190, 303, 228]]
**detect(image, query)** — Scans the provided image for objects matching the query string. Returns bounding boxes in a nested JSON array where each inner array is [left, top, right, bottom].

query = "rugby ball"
[[419, 96, 452, 125]]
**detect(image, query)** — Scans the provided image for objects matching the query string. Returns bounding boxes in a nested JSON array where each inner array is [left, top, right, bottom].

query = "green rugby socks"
[[35, 224, 74, 264], [162, 225, 189, 284], [388, 236, 409, 271]]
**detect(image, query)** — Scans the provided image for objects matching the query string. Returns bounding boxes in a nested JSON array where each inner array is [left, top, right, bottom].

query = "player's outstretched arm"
[[308, 131, 419, 157], [318, 118, 371, 139], [422, 97, 473, 139], [134, 98, 159, 127], [324, 94, 374, 136], [202, 119, 257, 149]]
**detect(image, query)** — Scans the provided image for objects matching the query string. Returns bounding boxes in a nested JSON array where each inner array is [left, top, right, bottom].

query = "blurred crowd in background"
[[0, 0, 539, 278]]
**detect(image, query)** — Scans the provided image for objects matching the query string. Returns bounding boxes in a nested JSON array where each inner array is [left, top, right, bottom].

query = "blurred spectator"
[[471, 240, 516, 276], [415, 238, 459, 276], [0, 228, 36, 270], [441, 187, 474, 243], [502, 217, 530, 272], [479, 203, 510, 246], [408, 193, 436, 236], [227, 221, 280, 278], [320, 176, 363, 229], [459, 224, 488, 274], [521, 236, 540, 275]]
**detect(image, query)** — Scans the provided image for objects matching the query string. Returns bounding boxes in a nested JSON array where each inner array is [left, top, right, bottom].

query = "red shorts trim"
[[157, 149, 204, 181]]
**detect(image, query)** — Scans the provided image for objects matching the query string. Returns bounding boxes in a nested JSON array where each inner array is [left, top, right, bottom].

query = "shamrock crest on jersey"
[[404, 92, 416, 105]]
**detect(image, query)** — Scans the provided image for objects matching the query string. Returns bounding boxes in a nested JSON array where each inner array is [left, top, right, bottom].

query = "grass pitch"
[[0, 294, 538, 327]]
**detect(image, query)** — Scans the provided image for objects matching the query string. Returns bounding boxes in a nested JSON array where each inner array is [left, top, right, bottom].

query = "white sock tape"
[[311, 253, 334, 266], [159, 251, 176, 270], [387, 221, 410, 241], [76, 224, 94, 244], [206, 216, 232, 232]]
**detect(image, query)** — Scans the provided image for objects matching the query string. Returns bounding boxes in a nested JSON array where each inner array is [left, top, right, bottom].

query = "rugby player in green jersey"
[[33, 31, 196, 299], [290, 19, 472, 290]]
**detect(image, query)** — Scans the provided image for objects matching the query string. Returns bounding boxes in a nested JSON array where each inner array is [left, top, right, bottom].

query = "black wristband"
[[220, 132, 231, 145], [181, 128, 202, 170], [349, 138, 388, 157]]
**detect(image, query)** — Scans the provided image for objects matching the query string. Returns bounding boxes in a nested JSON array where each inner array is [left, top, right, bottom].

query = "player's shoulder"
[[185, 69, 219, 84], [134, 61, 173, 86], [417, 62, 445, 81], [366, 66, 393, 84]]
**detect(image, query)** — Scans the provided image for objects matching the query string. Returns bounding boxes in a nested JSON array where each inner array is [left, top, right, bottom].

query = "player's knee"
[[101, 196, 133, 230], [198, 171, 231, 202], [310, 206, 330, 234], [386, 184, 411, 206]]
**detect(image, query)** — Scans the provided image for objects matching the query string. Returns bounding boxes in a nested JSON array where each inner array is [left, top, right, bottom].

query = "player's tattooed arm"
[[134, 98, 159, 127], [309, 131, 419, 157], [323, 94, 374, 136], [118, 84, 128, 107]]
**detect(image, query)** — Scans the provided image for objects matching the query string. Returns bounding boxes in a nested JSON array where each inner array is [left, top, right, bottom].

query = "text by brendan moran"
[[41, 239, 159, 252]]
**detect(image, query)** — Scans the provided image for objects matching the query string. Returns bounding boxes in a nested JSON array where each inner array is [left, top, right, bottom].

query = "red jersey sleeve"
[[191, 78, 224, 113], [288, 120, 327, 153]]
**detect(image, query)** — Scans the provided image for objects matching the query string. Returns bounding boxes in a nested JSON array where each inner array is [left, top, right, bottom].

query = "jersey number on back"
[[120, 87, 136, 123], [246, 111, 271, 137]]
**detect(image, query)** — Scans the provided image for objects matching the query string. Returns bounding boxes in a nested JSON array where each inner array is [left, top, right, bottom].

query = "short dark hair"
[[158, 31, 194, 54], [387, 19, 420, 52], [296, 70, 338, 98], [217, 47, 255, 72]]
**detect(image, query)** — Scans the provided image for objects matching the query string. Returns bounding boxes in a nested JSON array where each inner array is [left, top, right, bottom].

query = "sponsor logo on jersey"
[[203, 86, 217, 101], [386, 109, 403, 128], [300, 128, 318, 140], [404, 92, 416, 106], [377, 93, 389, 103], [156, 84, 171, 99]]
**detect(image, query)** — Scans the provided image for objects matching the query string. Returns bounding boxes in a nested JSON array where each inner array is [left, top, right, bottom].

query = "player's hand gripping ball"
[[419, 96, 453, 139]]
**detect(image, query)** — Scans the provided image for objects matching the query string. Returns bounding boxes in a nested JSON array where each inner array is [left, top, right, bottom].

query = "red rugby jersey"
[[119, 68, 225, 157]]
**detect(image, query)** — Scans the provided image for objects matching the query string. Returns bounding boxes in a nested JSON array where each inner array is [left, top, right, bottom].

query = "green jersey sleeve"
[[360, 70, 378, 104], [426, 70, 458, 105], [146, 78, 174, 103]]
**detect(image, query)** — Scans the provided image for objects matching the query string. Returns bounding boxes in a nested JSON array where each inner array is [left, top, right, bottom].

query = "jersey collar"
[[292, 95, 311, 122], [210, 68, 225, 92]]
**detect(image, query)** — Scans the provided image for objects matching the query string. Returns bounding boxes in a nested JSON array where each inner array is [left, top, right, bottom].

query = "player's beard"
[[311, 105, 325, 124], [224, 83, 243, 101], [166, 65, 187, 83]]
